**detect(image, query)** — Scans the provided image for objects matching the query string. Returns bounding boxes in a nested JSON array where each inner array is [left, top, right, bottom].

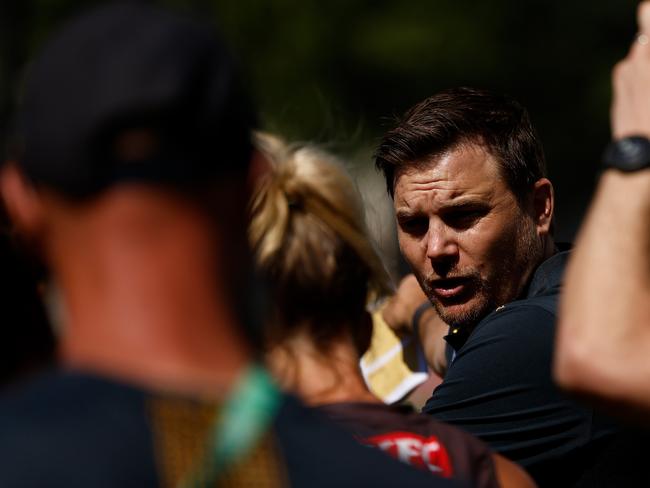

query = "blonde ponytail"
[[250, 133, 391, 343]]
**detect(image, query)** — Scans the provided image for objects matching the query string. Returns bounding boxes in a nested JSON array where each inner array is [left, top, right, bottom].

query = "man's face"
[[394, 143, 542, 329]]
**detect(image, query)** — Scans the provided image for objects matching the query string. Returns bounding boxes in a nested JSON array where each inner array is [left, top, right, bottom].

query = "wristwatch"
[[603, 136, 650, 172]]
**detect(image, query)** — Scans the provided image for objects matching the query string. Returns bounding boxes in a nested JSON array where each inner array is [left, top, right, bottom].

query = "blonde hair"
[[250, 133, 391, 346]]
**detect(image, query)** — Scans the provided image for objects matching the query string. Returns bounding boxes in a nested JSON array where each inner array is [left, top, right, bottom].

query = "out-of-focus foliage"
[[0, 0, 639, 238]]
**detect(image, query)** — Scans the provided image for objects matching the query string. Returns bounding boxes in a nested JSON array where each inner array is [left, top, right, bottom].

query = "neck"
[[52, 230, 251, 397], [542, 235, 558, 261], [267, 329, 380, 406], [516, 235, 558, 302]]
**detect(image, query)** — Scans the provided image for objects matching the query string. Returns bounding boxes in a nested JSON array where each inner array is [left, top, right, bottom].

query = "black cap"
[[11, 2, 256, 198]]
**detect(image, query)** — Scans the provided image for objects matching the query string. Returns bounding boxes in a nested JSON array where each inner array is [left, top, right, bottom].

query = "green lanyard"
[[180, 364, 282, 488]]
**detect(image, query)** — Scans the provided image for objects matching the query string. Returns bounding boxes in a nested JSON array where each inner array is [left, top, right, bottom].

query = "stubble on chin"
[[429, 287, 492, 329], [417, 271, 491, 329]]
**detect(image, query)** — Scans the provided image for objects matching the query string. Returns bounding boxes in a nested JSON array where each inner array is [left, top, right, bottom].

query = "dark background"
[[0, 0, 640, 243]]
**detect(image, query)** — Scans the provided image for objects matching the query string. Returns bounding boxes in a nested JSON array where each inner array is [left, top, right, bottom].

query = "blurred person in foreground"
[[0, 4, 449, 487], [250, 133, 536, 488], [555, 2, 650, 418], [374, 87, 627, 487]]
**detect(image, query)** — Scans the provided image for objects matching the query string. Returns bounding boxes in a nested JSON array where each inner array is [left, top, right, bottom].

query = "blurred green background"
[[0, 0, 640, 252]]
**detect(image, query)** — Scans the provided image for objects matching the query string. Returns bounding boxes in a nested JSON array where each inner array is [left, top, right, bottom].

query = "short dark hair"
[[374, 87, 547, 202]]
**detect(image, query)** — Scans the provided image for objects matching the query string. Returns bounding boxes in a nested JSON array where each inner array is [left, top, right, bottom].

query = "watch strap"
[[603, 136, 650, 172]]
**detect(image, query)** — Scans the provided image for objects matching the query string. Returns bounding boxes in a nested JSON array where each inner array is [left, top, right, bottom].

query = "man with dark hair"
[[376, 87, 619, 487], [0, 4, 451, 487], [377, 88, 547, 204]]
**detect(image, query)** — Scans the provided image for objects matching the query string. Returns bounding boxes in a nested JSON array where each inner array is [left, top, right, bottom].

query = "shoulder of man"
[[452, 300, 557, 366], [476, 292, 558, 333], [0, 371, 157, 488], [425, 299, 620, 484], [441, 297, 557, 368]]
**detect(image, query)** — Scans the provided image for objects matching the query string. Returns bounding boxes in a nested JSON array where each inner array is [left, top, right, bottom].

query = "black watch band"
[[602, 136, 650, 172]]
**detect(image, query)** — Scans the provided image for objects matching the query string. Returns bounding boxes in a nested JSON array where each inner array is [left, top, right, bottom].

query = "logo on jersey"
[[362, 432, 453, 477]]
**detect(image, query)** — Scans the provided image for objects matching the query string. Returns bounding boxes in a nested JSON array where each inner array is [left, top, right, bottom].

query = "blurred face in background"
[[393, 143, 542, 329]]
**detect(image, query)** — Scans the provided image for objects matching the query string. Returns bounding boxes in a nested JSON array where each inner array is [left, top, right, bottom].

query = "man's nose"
[[425, 222, 459, 263]]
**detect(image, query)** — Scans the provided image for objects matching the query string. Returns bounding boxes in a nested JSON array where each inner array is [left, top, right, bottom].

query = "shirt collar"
[[526, 243, 571, 298]]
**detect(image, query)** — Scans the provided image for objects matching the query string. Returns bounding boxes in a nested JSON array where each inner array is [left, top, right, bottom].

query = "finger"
[[628, 2, 650, 59], [639, 1, 650, 35]]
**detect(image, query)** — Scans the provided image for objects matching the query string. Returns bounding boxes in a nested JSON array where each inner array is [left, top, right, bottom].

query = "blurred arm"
[[554, 169, 650, 410], [493, 454, 537, 488], [554, 1, 650, 414], [417, 305, 449, 377], [382, 274, 449, 376]]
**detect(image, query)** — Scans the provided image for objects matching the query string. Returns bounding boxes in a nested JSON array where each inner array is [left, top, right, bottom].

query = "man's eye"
[[445, 210, 484, 229], [399, 218, 428, 235]]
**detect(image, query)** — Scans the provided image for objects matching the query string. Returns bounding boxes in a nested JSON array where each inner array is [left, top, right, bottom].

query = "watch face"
[[603, 136, 650, 172]]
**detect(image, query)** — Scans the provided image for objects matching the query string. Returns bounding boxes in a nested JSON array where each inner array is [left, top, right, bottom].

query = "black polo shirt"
[[422, 249, 621, 487]]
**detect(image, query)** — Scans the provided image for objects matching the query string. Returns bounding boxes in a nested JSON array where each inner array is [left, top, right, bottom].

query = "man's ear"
[[531, 178, 554, 236], [0, 164, 46, 237]]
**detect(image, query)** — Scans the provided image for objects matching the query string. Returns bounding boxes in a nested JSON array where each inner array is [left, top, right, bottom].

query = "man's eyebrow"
[[396, 199, 488, 217], [395, 208, 420, 220], [440, 199, 489, 210]]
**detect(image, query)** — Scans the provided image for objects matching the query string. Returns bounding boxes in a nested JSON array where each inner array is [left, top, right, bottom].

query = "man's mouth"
[[428, 277, 472, 300]]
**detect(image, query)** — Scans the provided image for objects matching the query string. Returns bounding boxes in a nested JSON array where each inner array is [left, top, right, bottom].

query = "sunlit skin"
[[394, 143, 550, 330]]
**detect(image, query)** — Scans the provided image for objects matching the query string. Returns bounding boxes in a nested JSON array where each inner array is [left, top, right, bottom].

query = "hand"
[[382, 274, 450, 376], [382, 274, 429, 335], [611, 2, 650, 139]]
